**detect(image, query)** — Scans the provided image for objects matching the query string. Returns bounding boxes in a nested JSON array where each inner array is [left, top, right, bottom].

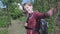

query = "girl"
[[22, 2, 56, 34]]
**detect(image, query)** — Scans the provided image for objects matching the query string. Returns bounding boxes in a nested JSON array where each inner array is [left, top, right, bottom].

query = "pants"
[[26, 29, 40, 34]]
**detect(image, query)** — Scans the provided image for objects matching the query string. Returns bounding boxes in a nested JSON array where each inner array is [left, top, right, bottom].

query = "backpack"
[[38, 19, 48, 34]]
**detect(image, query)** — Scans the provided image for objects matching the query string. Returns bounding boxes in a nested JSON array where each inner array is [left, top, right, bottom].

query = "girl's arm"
[[35, 8, 56, 18], [47, 8, 56, 16]]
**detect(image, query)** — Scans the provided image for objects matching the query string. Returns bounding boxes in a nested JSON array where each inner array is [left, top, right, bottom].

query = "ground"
[[8, 19, 26, 34]]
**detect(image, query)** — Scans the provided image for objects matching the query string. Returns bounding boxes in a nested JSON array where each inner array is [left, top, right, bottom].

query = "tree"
[[0, 0, 23, 27], [3, 0, 23, 19]]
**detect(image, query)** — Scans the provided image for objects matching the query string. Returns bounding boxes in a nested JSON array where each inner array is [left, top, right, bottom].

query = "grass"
[[0, 15, 11, 28], [18, 16, 26, 21], [47, 17, 54, 33], [0, 16, 7, 27], [48, 22, 54, 33], [0, 29, 8, 34]]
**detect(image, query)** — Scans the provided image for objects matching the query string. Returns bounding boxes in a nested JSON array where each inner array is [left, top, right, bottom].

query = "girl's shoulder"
[[33, 10, 41, 14], [33, 10, 39, 13], [33, 10, 40, 16]]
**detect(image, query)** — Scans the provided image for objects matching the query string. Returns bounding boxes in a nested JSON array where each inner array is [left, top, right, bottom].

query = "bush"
[[8, 3, 23, 19], [18, 16, 26, 21], [0, 9, 11, 27], [0, 29, 8, 34]]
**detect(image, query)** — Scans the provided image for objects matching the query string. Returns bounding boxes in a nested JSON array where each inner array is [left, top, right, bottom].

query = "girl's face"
[[24, 4, 33, 13]]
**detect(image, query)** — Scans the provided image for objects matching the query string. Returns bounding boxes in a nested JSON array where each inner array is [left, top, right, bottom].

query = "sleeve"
[[35, 11, 49, 18]]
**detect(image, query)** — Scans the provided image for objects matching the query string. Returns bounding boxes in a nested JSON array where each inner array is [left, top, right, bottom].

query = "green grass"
[[48, 22, 54, 33], [18, 16, 26, 21], [48, 17, 54, 33], [0, 16, 7, 27], [0, 29, 8, 34], [0, 15, 11, 27]]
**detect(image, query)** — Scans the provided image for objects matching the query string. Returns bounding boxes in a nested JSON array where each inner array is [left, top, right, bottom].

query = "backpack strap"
[[25, 27, 39, 32]]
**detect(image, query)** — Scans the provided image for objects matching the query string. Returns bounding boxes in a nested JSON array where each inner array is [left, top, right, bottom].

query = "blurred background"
[[0, 0, 60, 34]]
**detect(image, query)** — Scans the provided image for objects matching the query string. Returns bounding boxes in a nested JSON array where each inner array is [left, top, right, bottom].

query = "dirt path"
[[8, 19, 26, 34]]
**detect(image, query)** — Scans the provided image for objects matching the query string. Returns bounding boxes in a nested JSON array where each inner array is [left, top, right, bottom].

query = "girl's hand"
[[47, 8, 56, 16], [24, 23, 27, 27]]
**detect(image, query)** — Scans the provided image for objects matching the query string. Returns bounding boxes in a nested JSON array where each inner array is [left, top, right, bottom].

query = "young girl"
[[22, 2, 56, 34]]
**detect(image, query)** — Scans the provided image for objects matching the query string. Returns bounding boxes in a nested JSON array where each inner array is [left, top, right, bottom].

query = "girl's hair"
[[22, 3, 27, 10], [22, 2, 32, 14], [23, 2, 32, 10]]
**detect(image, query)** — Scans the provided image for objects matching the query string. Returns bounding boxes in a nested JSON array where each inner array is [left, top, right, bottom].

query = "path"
[[8, 19, 26, 34]]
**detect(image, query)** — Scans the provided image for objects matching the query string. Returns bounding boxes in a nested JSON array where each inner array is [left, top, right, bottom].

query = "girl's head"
[[23, 2, 33, 14]]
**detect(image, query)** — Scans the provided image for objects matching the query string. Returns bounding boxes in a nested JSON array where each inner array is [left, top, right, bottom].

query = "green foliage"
[[0, 29, 8, 34], [3, 0, 8, 4], [3, 0, 22, 3], [0, 0, 23, 28], [0, 9, 11, 27], [2, 0, 23, 19], [18, 16, 26, 21], [0, 16, 7, 27], [48, 17, 54, 33], [8, 3, 23, 19]]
